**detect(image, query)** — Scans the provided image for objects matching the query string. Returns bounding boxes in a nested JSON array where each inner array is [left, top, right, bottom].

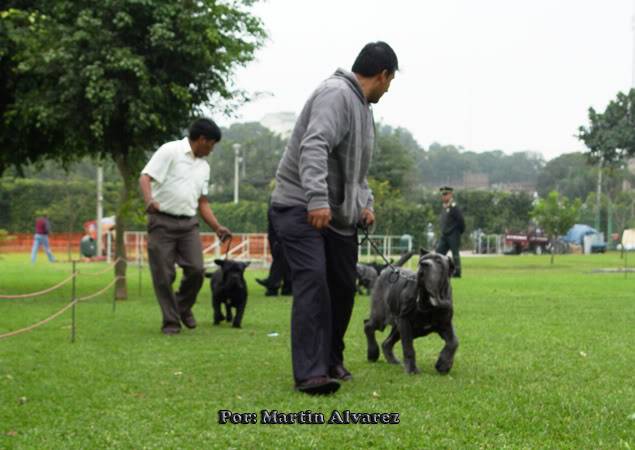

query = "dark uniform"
[[436, 186, 465, 277]]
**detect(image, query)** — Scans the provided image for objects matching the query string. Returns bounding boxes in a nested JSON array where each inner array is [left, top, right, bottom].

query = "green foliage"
[[0, 178, 123, 232], [420, 143, 544, 187], [204, 201, 268, 233], [532, 191, 581, 263], [208, 122, 286, 203], [536, 152, 598, 200], [578, 88, 635, 164], [1, 0, 267, 174], [369, 124, 417, 196]]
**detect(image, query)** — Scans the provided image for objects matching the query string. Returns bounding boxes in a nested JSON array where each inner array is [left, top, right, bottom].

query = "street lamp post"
[[233, 143, 241, 204]]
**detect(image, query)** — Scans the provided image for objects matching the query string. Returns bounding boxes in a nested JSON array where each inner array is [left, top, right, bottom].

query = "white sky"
[[221, 0, 634, 161]]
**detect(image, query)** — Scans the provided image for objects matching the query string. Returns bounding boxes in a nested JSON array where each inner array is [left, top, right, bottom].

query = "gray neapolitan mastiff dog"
[[364, 250, 458, 375]]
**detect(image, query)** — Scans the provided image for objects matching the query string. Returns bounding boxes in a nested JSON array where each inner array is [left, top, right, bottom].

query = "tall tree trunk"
[[550, 236, 555, 265], [114, 153, 134, 300]]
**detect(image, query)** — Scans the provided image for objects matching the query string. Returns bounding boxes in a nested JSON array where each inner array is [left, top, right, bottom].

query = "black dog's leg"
[[232, 302, 246, 329], [225, 303, 233, 322], [435, 325, 459, 374], [364, 319, 380, 362], [212, 294, 224, 325], [398, 318, 420, 374], [381, 326, 401, 364]]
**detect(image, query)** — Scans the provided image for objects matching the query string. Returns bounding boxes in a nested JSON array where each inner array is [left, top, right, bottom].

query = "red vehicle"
[[504, 228, 549, 255]]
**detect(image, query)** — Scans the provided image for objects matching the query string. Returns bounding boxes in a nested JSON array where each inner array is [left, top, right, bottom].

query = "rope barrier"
[[0, 275, 125, 340], [77, 257, 125, 276], [0, 257, 130, 299], [0, 299, 78, 340], [77, 277, 124, 302], [0, 273, 77, 299]]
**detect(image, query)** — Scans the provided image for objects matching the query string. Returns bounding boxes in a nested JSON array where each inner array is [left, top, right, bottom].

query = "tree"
[[2, 1, 266, 298], [369, 124, 418, 197], [531, 191, 581, 264], [578, 89, 635, 165], [536, 152, 597, 200]]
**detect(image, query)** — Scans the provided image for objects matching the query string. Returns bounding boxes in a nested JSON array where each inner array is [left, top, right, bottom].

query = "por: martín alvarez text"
[[218, 409, 400, 425]]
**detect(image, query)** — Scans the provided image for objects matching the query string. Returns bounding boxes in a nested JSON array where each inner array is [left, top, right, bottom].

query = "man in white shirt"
[[139, 118, 231, 335]]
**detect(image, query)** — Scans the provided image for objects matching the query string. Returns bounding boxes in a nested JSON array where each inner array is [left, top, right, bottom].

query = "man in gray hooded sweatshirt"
[[270, 42, 398, 395]]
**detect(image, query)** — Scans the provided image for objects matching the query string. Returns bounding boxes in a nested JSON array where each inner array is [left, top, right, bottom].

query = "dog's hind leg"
[[397, 318, 420, 374], [381, 326, 401, 365], [364, 319, 380, 362], [225, 303, 233, 322], [435, 325, 458, 374]]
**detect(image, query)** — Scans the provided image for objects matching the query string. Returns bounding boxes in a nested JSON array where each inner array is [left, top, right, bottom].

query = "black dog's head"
[[416, 249, 454, 308], [205, 259, 250, 291]]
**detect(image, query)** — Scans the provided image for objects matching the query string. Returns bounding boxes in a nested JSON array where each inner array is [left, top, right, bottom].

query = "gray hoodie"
[[271, 68, 374, 235]]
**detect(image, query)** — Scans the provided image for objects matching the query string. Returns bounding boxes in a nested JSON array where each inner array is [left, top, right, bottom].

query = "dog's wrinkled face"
[[214, 259, 250, 290], [417, 253, 454, 308]]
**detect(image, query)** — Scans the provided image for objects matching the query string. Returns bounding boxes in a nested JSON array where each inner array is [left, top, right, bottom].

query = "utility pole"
[[595, 157, 602, 232], [96, 165, 103, 255], [233, 143, 241, 204]]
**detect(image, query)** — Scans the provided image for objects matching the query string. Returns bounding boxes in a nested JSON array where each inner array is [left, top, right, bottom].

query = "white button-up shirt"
[[141, 137, 210, 217]]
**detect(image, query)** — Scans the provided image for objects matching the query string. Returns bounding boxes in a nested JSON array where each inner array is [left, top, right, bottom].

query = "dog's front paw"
[[367, 346, 380, 362], [435, 359, 452, 374], [231, 323, 241, 329], [404, 361, 420, 375]]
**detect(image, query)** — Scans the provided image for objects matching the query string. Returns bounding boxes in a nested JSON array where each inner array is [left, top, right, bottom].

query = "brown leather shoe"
[[295, 377, 340, 395], [329, 365, 352, 381], [181, 313, 197, 329]]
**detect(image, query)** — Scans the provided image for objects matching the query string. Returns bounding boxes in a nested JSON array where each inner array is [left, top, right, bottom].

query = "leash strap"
[[359, 223, 402, 283]]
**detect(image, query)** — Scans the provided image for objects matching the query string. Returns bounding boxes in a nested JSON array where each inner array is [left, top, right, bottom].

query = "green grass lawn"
[[1, 252, 634, 449]]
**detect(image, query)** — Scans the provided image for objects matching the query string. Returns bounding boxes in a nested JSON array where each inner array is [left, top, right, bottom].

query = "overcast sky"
[[221, 0, 634, 161]]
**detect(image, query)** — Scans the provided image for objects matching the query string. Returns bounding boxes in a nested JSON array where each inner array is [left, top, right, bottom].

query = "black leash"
[[358, 223, 406, 284]]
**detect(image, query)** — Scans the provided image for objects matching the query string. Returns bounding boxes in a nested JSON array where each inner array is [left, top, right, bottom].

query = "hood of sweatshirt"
[[331, 68, 367, 105]]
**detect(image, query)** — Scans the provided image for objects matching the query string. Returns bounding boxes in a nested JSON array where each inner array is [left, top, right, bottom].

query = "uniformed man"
[[436, 186, 465, 277]]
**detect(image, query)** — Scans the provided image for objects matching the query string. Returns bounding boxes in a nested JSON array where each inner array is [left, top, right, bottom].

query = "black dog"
[[205, 259, 250, 328], [364, 250, 458, 375]]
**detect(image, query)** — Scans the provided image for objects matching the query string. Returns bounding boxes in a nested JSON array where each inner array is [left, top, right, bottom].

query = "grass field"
[[1, 252, 634, 449]]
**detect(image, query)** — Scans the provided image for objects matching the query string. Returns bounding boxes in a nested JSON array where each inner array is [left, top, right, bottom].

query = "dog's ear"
[[214, 259, 225, 267], [420, 247, 429, 256], [241, 261, 251, 270]]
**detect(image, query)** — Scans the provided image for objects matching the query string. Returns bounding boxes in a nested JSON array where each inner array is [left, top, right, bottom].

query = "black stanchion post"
[[71, 260, 76, 343]]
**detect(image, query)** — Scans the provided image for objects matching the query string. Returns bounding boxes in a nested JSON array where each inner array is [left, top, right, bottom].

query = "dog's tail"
[[394, 250, 415, 268]]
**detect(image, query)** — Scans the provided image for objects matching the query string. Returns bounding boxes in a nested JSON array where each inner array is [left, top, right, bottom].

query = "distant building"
[[259, 112, 297, 139], [463, 172, 489, 190]]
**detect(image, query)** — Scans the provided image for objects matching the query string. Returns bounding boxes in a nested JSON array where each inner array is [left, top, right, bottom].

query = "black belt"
[[157, 211, 194, 220]]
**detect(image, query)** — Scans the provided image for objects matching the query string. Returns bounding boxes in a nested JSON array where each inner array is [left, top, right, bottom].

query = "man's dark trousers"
[[270, 205, 357, 383], [147, 213, 205, 330], [266, 206, 292, 293], [436, 232, 461, 276]]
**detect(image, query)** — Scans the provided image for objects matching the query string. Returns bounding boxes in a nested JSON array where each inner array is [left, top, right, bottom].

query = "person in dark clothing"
[[436, 186, 465, 277], [256, 205, 292, 296], [270, 41, 398, 395]]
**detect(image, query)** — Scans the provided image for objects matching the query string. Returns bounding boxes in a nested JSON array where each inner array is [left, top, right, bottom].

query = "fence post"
[[71, 261, 77, 343]]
